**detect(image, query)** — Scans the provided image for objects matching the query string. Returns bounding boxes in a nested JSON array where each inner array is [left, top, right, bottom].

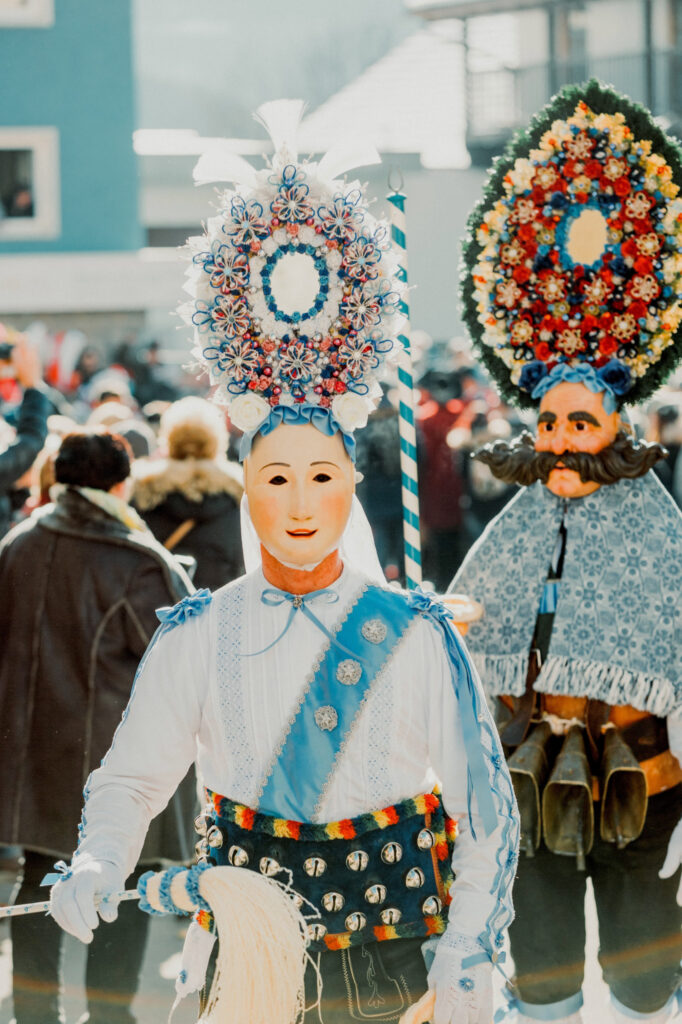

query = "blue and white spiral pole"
[[387, 188, 422, 590]]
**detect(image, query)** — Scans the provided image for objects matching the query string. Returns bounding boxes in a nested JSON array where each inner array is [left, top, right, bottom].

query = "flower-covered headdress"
[[461, 80, 682, 410], [179, 100, 405, 458]]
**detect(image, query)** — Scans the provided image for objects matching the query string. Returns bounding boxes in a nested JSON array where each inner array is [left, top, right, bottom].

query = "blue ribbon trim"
[[408, 589, 499, 839], [238, 404, 356, 463], [258, 586, 414, 821]]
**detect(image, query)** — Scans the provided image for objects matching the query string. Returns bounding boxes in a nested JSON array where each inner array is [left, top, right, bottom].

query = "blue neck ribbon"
[[242, 587, 363, 661]]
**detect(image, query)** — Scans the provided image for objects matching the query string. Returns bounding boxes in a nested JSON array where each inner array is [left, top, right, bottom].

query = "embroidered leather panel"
[[197, 789, 456, 953]]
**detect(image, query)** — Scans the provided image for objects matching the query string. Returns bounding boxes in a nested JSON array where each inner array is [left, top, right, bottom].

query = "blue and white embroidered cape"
[[452, 473, 682, 716]]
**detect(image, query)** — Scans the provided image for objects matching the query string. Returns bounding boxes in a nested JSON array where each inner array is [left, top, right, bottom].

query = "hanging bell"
[[259, 856, 281, 877], [364, 884, 387, 905], [380, 907, 402, 925], [206, 826, 224, 849], [303, 856, 327, 877], [346, 850, 369, 872], [195, 839, 210, 859], [322, 891, 345, 913], [416, 829, 435, 850], [307, 923, 328, 941], [194, 814, 209, 837], [381, 842, 403, 864], [227, 845, 249, 867], [507, 720, 553, 857], [345, 911, 367, 932], [422, 895, 442, 916], [600, 727, 648, 849], [404, 867, 425, 888], [542, 724, 594, 870]]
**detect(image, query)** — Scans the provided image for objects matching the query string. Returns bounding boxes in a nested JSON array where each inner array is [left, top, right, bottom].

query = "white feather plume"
[[316, 142, 381, 182], [254, 99, 306, 163], [193, 143, 259, 188]]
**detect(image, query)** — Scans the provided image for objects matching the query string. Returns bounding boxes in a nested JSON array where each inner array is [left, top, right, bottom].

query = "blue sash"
[[257, 586, 414, 821]]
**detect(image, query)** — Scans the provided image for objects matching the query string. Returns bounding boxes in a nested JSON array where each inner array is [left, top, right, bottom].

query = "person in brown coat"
[[0, 429, 193, 1024]]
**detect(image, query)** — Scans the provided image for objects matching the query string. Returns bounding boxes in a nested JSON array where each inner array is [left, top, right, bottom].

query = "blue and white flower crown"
[[179, 100, 405, 445]]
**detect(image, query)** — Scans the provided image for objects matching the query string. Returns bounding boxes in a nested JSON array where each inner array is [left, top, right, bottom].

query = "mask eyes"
[[313, 472, 332, 483], [575, 421, 586, 431], [268, 474, 288, 485]]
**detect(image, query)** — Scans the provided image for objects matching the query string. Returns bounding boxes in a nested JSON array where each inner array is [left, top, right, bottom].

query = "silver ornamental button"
[[417, 828, 435, 850], [259, 856, 281, 877], [336, 659, 363, 686], [227, 845, 249, 867], [194, 815, 208, 836], [362, 619, 388, 644], [380, 907, 402, 925], [307, 923, 328, 942], [346, 850, 369, 872], [322, 891, 345, 913], [314, 705, 338, 732], [381, 842, 403, 865], [405, 867, 426, 889], [206, 826, 223, 849], [195, 839, 210, 858], [303, 856, 327, 877], [345, 911, 367, 932], [364, 884, 387, 905], [422, 895, 443, 916]]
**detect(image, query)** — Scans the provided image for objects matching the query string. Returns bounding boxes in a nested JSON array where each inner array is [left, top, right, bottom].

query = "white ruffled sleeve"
[[71, 608, 210, 879]]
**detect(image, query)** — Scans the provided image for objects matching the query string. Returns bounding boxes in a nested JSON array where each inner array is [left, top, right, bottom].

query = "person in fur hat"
[[132, 397, 244, 590]]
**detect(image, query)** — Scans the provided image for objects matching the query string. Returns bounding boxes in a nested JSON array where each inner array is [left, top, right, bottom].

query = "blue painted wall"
[[0, 0, 142, 253]]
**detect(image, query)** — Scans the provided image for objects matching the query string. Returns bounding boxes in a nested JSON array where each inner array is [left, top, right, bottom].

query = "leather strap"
[[164, 518, 196, 551]]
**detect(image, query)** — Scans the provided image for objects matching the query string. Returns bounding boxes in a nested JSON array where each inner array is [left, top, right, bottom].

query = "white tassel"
[[254, 99, 306, 163], [192, 144, 259, 188], [198, 866, 310, 1024], [316, 142, 381, 182]]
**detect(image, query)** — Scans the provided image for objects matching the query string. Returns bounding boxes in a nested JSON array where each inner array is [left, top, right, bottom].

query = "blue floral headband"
[[519, 360, 632, 414]]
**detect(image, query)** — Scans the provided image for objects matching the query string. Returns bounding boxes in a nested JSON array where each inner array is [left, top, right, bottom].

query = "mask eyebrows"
[[568, 411, 601, 426], [310, 460, 340, 468], [258, 462, 291, 470], [537, 411, 557, 424]]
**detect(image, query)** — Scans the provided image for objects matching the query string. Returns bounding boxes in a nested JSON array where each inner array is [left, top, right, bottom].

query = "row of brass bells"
[[195, 839, 210, 859]]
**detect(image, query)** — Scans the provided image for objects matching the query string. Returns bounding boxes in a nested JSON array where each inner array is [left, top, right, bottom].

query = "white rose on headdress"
[[229, 393, 270, 433], [332, 393, 371, 433]]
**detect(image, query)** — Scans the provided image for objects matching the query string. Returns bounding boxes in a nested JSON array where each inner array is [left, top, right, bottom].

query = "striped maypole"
[[387, 187, 422, 590]]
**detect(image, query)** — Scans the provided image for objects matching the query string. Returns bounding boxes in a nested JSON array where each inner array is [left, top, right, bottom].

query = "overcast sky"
[[133, 0, 417, 135]]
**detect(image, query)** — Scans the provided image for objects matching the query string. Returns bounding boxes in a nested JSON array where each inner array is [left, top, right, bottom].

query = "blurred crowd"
[[0, 320, 681, 1022], [1, 322, 682, 580]]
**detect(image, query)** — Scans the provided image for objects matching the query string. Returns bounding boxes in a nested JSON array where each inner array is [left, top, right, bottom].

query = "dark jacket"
[[0, 487, 194, 859], [132, 456, 244, 590], [0, 387, 50, 537]]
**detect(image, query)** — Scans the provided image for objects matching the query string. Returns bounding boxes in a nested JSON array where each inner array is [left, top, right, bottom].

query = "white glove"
[[176, 919, 216, 997], [427, 932, 493, 1024], [49, 859, 124, 944], [659, 815, 682, 905]]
